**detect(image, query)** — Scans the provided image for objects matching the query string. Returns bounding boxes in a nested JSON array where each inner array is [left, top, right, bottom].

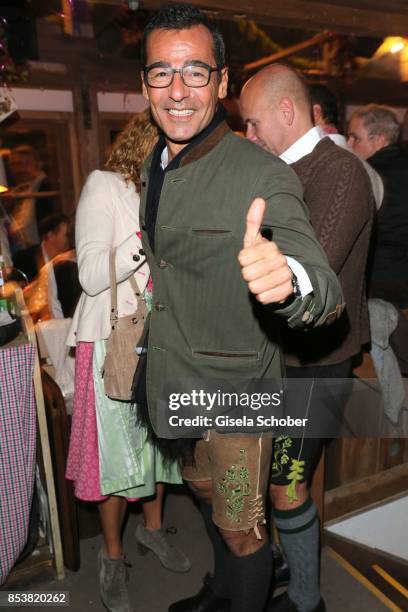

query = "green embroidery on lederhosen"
[[217, 449, 251, 524], [286, 459, 305, 503], [271, 436, 306, 503], [271, 435, 293, 477]]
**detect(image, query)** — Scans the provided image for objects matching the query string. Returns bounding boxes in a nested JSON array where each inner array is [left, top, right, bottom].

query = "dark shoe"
[[168, 574, 231, 611], [135, 524, 191, 573], [267, 591, 326, 612], [98, 548, 131, 612], [272, 545, 290, 588]]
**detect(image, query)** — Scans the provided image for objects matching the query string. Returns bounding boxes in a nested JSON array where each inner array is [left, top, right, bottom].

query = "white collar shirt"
[[161, 147, 169, 170], [280, 126, 326, 164]]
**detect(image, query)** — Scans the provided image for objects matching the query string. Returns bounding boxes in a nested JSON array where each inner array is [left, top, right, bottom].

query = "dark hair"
[[39, 214, 67, 239], [142, 3, 225, 69], [309, 84, 339, 127], [10, 144, 40, 163]]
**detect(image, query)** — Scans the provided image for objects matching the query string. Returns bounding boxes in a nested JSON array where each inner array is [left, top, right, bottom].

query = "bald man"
[[241, 65, 374, 612]]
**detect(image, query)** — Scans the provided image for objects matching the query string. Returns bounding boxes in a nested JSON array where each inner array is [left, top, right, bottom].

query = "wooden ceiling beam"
[[139, 0, 408, 37], [243, 31, 336, 72]]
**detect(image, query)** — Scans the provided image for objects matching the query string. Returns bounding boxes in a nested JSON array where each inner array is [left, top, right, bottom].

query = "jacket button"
[[154, 301, 166, 311], [139, 249, 145, 256], [323, 311, 337, 325], [301, 310, 314, 324], [133, 254, 141, 262], [158, 259, 168, 269], [336, 304, 345, 316]]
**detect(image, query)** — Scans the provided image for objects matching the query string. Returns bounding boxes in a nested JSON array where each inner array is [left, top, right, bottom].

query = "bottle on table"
[[0, 254, 9, 313]]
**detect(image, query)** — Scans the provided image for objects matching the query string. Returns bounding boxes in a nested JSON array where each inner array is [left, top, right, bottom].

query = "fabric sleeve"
[[308, 155, 373, 274], [251, 162, 344, 328], [75, 170, 145, 297]]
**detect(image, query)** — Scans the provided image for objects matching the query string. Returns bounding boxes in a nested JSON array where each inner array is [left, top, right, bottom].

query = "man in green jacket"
[[139, 4, 343, 612]]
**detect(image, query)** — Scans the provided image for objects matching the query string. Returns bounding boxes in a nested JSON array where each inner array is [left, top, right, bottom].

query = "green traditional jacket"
[[140, 122, 344, 434]]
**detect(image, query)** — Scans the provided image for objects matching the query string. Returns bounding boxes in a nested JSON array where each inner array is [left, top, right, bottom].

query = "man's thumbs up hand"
[[243, 197, 266, 247], [238, 197, 295, 304]]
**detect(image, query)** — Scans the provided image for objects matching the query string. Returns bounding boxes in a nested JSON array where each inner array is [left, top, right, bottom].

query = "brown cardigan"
[[284, 137, 374, 366]]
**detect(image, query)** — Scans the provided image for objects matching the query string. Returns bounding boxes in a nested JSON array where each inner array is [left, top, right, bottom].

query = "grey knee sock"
[[230, 542, 272, 612], [273, 497, 321, 612], [199, 501, 233, 599]]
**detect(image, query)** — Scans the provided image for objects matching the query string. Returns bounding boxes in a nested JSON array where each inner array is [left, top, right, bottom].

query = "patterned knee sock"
[[273, 497, 321, 612]]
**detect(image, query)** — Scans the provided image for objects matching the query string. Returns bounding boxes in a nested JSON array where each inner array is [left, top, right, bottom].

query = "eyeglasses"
[[144, 61, 220, 88]]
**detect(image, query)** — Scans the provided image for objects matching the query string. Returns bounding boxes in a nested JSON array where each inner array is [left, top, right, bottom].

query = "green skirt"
[[93, 339, 182, 497]]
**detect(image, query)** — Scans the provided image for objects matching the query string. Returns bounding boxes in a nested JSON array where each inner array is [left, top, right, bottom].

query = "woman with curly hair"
[[66, 111, 190, 612]]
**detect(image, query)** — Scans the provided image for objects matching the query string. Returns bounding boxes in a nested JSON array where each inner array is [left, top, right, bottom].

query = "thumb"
[[243, 197, 266, 248]]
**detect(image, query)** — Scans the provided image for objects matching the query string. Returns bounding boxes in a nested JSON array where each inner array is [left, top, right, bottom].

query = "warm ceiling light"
[[391, 42, 405, 53], [0, 185, 8, 194], [374, 36, 407, 58]]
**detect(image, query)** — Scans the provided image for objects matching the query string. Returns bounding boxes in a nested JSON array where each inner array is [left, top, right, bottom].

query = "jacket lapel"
[[180, 121, 229, 167]]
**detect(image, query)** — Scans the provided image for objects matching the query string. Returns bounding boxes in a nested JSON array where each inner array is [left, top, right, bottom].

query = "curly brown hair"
[[105, 109, 158, 192]]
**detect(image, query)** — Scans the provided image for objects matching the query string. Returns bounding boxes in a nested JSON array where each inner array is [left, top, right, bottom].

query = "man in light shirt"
[[241, 64, 374, 612]]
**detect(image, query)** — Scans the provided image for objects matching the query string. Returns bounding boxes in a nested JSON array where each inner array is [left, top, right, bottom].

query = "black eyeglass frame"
[[143, 61, 221, 88]]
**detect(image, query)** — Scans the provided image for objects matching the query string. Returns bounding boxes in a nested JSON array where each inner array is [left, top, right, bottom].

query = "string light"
[[390, 42, 404, 54]]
